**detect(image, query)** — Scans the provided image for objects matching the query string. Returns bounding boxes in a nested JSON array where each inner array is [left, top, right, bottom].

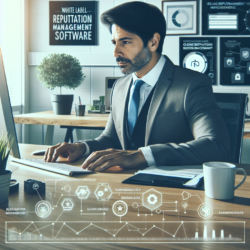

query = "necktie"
[[127, 80, 144, 137]]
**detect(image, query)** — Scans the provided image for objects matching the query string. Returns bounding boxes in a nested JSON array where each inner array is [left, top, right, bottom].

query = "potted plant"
[[37, 53, 86, 115], [0, 134, 13, 203]]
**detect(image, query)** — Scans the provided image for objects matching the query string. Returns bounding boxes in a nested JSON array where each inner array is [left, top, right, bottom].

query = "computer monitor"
[[0, 47, 21, 158], [105, 77, 120, 110]]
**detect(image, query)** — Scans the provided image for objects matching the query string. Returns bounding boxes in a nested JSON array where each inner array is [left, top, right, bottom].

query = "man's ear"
[[148, 33, 161, 52]]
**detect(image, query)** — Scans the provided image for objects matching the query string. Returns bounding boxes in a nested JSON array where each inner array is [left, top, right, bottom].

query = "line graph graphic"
[[6, 221, 245, 243]]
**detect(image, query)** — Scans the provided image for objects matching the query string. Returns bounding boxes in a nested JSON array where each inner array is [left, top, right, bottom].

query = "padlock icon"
[[235, 73, 241, 81]]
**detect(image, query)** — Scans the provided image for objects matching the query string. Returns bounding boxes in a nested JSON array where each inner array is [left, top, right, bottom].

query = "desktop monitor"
[[105, 77, 120, 111], [0, 47, 21, 158]]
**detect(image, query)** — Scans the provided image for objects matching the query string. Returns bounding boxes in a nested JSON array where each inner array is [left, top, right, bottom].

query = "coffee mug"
[[203, 162, 247, 200]]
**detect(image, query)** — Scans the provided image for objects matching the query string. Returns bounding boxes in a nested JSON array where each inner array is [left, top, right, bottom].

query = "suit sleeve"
[[150, 75, 230, 166], [76, 82, 122, 154]]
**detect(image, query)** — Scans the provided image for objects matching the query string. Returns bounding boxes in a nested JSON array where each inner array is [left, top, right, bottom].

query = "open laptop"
[[0, 48, 93, 176]]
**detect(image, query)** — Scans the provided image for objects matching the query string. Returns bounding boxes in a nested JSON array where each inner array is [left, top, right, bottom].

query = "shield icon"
[[242, 51, 249, 59]]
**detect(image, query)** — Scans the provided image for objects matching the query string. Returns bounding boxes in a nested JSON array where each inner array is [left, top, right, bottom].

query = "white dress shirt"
[[82, 55, 166, 167], [128, 55, 166, 166]]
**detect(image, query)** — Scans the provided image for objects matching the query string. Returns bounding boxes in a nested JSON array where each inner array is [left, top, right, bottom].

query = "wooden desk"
[[14, 111, 109, 145], [0, 144, 249, 250], [14, 111, 250, 145]]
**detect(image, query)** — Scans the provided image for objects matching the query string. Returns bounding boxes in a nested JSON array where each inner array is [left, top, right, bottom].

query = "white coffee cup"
[[203, 162, 247, 200]]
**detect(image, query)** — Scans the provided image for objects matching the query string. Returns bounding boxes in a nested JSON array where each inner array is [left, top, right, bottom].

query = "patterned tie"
[[127, 80, 144, 137]]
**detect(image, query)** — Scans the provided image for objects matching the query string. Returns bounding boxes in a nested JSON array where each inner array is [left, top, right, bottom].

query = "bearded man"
[[44, 2, 230, 172]]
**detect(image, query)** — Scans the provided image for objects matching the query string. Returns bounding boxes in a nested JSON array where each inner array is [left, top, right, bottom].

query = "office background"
[[0, 0, 250, 146]]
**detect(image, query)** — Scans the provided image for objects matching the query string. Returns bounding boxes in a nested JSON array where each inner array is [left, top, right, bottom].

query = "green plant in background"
[[36, 53, 86, 94], [0, 134, 13, 175]]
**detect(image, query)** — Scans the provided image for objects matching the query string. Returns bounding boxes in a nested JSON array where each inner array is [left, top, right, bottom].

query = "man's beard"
[[116, 47, 151, 75]]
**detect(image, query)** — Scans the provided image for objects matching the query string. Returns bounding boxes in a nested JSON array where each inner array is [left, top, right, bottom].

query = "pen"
[[79, 96, 81, 105]]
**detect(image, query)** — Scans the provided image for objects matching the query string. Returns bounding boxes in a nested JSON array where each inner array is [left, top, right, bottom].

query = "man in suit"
[[44, 2, 230, 171]]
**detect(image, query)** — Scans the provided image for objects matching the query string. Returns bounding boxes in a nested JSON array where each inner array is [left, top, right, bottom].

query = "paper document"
[[135, 165, 203, 179]]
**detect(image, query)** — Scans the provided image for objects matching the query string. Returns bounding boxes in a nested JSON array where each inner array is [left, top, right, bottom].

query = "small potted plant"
[[0, 134, 13, 203], [37, 53, 86, 115]]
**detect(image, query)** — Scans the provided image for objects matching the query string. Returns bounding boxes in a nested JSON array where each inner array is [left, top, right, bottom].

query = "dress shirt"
[[82, 55, 166, 167], [127, 55, 166, 166]]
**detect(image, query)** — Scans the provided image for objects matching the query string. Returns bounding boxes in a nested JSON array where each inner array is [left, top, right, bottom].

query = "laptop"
[[0, 47, 93, 176]]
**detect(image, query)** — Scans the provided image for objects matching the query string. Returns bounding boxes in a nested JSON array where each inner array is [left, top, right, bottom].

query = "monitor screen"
[[0, 47, 20, 158]]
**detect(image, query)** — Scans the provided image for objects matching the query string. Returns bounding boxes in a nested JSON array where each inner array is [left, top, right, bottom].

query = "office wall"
[[27, 0, 250, 145]]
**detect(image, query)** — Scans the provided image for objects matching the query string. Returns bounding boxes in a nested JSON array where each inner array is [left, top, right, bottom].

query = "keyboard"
[[12, 158, 93, 176]]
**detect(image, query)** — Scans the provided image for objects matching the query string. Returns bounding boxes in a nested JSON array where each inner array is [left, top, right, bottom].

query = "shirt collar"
[[132, 55, 166, 87]]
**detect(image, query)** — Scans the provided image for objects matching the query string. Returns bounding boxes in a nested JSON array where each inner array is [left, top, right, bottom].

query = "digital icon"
[[197, 203, 213, 219], [142, 188, 162, 211], [75, 186, 90, 199], [235, 73, 241, 81], [61, 198, 74, 211], [147, 194, 158, 205], [231, 73, 244, 84], [182, 202, 188, 214], [94, 183, 112, 201], [132, 202, 138, 209], [240, 48, 250, 61], [208, 73, 214, 79], [227, 59, 232, 66], [35, 201, 52, 218], [242, 51, 249, 59], [183, 52, 208, 73], [32, 183, 39, 190], [63, 185, 71, 192], [247, 63, 250, 74], [191, 59, 200, 68], [224, 57, 235, 68], [112, 200, 128, 217], [182, 191, 192, 200]]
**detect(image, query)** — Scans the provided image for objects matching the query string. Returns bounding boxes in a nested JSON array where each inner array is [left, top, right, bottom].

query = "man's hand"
[[44, 142, 86, 162], [81, 148, 148, 171]]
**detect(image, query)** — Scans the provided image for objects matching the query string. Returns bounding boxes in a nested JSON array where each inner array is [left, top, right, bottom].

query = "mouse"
[[31, 150, 47, 156]]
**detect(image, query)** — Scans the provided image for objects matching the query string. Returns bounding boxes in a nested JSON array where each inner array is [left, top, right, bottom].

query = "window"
[[0, 0, 22, 107]]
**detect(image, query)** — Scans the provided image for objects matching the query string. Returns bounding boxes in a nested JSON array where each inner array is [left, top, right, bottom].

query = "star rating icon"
[[117, 205, 123, 211]]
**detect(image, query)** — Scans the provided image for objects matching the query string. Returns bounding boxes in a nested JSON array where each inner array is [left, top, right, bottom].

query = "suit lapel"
[[113, 74, 133, 149], [145, 56, 175, 145]]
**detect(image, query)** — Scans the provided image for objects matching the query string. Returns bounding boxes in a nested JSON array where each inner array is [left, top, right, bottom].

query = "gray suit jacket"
[[84, 56, 230, 166]]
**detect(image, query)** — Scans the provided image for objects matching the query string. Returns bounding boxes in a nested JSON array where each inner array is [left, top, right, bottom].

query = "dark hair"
[[101, 1, 166, 54]]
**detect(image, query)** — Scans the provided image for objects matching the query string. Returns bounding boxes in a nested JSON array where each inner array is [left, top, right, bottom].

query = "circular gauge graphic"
[[172, 9, 189, 28], [35, 201, 52, 218], [197, 203, 213, 219], [245, 10, 250, 31], [183, 52, 208, 73], [112, 200, 128, 217]]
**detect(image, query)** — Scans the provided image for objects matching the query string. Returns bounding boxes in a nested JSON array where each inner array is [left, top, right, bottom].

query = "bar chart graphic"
[[5, 221, 245, 243]]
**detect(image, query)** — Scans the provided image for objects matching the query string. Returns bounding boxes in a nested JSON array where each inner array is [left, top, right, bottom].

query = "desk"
[[14, 111, 109, 145], [0, 144, 249, 250], [14, 111, 250, 145]]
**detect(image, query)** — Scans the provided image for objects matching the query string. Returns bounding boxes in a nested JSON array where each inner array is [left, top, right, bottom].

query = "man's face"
[[111, 25, 151, 75]]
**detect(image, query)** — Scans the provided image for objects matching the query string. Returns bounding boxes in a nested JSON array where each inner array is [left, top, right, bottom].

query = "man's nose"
[[113, 45, 122, 58]]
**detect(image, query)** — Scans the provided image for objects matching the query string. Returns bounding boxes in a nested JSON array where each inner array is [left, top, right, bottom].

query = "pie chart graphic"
[[172, 9, 189, 27], [183, 52, 208, 73]]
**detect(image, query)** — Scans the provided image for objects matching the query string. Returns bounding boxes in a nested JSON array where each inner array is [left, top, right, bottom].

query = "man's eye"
[[122, 41, 130, 44]]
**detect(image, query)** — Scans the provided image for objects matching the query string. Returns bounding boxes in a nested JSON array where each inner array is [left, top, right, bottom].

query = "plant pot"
[[51, 94, 74, 115], [0, 170, 12, 203]]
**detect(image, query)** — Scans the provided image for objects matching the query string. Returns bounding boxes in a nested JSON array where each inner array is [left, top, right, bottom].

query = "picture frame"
[[162, 0, 198, 35]]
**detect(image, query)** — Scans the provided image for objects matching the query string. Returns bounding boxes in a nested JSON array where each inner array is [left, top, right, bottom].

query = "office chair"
[[214, 93, 248, 163]]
